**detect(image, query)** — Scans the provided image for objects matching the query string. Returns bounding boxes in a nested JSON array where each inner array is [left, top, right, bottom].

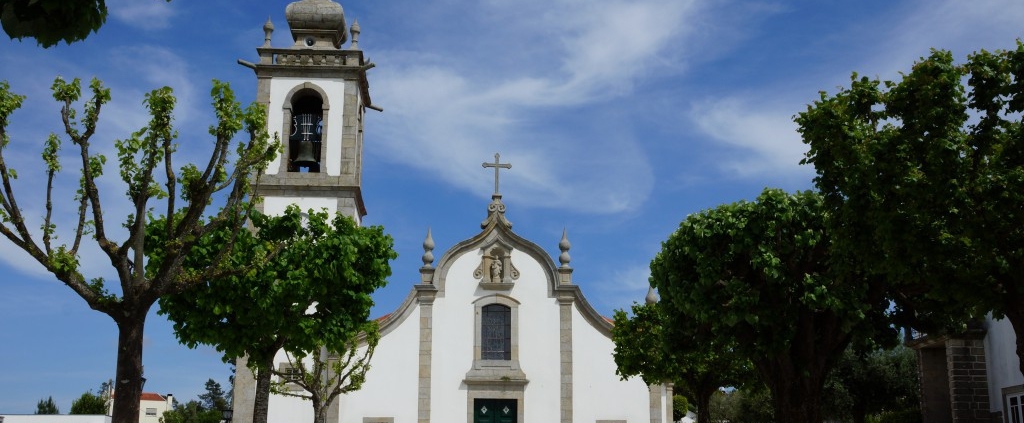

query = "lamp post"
[[221, 409, 233, 423]]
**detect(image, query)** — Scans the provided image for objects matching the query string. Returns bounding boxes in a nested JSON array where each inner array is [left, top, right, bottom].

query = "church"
[[229, 1, 674, 422]]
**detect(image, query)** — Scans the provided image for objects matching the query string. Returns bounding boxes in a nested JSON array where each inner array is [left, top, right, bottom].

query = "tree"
[[70, 390, 109, 415], [160, 379, 230, 423], [197, 379, 228, 412], [650, 188, 895, 423], [612, 301, 748, 423], [823, 342, 921, 423], [797, 44, 1024, 377], [271, 322, 379, 423], [0, 0, 170, 47], [156, 206, 395, 423], [0, 78, 276, 423], [35, 396, 59, 414]]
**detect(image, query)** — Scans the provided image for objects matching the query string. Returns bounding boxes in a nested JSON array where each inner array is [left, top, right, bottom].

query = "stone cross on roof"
[[481, 153, 511, 195]]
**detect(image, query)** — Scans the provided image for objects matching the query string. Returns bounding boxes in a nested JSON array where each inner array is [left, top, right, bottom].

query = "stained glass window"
[[481, 304, 511, 360]]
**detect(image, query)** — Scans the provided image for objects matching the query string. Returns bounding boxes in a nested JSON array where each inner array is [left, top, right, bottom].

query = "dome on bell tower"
[[284, 0, 348, 49]]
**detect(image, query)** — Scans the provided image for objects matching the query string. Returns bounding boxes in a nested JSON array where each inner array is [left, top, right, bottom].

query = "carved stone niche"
[[474, 244, 519, 290]]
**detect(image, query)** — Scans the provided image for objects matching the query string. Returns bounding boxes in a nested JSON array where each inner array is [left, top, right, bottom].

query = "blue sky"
[[1, 0, 1023, 414]]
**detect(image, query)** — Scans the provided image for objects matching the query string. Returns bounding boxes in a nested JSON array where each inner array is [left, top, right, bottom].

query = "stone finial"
[[421, 228, 435, 269], [263, 17, 274, 46], [645, 286, 659, 305], [558, 228, 571, 268], [349, 20, 361, 50]]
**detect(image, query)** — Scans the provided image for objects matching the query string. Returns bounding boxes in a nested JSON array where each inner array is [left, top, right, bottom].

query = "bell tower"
[[239, 0, 379, 224]]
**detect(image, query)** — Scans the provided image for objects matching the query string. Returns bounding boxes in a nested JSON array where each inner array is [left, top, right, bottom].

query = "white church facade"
[[230, 1, 673, 422]]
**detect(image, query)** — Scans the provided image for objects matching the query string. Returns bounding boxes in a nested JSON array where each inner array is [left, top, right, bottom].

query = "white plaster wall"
[[266, 350, 315, 423], [571, 305, 651, 422], [265, 77, 346, 176], [985, 315, 1023, 413], [336, 306, 421, 423], [431, 248, 562, 422], [262, 197, 339, 217]]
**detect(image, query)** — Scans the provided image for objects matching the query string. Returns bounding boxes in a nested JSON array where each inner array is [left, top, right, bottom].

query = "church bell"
[[293, 140, 317, 167], [292, 113, 320, 168]]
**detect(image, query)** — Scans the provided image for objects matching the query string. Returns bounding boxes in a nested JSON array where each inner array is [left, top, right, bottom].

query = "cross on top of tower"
[[481, 153, 511, 195]]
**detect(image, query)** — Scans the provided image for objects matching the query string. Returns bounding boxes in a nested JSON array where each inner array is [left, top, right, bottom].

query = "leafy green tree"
[[271, 322, 380, 423], [35, 396, 59, 414], [651, 189, 895, 423], [70, 390, 109, 415], [160, 400, 220, 423], [823, 342, 920, 423], [156, 206, 395, 423], [198, 379, 228, 412], [0, 0, 170, 47], [797, 44, 1024, 376], [612, 301, 748, 423], [159, 379, 230, 423], [0, 78, 276, 423]]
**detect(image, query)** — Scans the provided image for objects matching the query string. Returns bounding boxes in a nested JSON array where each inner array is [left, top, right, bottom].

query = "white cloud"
[[107, 0, 177, 30], [689, 97, 811, 178], [366, 0, 717, 214], [589, 262, 652, 313]]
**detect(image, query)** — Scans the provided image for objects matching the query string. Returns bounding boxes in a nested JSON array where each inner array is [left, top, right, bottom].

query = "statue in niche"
[[490, 259, 503, 283]]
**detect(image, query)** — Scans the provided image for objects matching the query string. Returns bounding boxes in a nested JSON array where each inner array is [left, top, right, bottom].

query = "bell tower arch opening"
[[287, 89, 325, 172]]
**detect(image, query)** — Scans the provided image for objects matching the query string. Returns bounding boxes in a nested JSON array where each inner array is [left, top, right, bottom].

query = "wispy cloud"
[[689, 97, 810, 179], [107, 0, 177, 30], [368, 0, 715, 214]]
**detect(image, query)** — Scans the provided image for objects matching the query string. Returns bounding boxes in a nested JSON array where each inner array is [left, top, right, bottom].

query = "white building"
[[230, 1, 673, 422], [910, 317, 1023, 423]]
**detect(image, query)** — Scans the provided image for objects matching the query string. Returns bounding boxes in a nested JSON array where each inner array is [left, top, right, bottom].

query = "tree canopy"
[[797, 43, 1024, 376], [612, 300, 748, 423], [650, 188, 894, 423], [156, 206, 395, 423], [35, 396, 59, 414], [0, 77, 276, 423], [0, 0, 170, 47]]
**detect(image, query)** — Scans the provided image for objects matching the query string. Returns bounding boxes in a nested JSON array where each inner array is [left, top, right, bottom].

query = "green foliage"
[[156, 206, 395, 423], [70, 389, 109, 415], [823, 342, 920, 423], [156, 205, 395, 366], [709, 386, 775, 423], [198, 379, 229, 412], [672, 395, 690, 422], [797, 43, 1024, 353], [651, 188, 894, 423], [0, 0, 171, 47], [0, 75, 277, 423], [612, 301, 749, 423], [35, 396, 59, 414], [161, 379, 230, 423]]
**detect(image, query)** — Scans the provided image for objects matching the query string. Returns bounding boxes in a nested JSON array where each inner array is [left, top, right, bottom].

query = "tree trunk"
[[696, 387, 714, 423], [252, 355, 274, 423], [110, 312, 148, 423], [851, 400, 867, 423], [767, 370, 826, 423], [312, 396, 327, 423]]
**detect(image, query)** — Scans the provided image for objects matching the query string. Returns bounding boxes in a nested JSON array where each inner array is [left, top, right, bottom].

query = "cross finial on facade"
[[481, 153, 511, 195]]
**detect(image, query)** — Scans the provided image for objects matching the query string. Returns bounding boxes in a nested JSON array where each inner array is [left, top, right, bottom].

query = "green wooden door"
[[473, 399, 516, 423]]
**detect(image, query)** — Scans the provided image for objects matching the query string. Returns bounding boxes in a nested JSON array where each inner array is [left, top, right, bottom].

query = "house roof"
[[139, 393, 166, 402]]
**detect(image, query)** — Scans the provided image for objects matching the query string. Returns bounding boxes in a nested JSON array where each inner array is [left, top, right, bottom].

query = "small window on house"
[[277, 363, 303, 387], [481, 304, 511, 360], [145, 408, 157, 417], [1009, 391, 1023, 423]]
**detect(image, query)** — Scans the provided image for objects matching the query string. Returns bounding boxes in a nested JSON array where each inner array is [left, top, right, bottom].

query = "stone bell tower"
[[239, 0, 379, 224], [232, 2, 377, 422]]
